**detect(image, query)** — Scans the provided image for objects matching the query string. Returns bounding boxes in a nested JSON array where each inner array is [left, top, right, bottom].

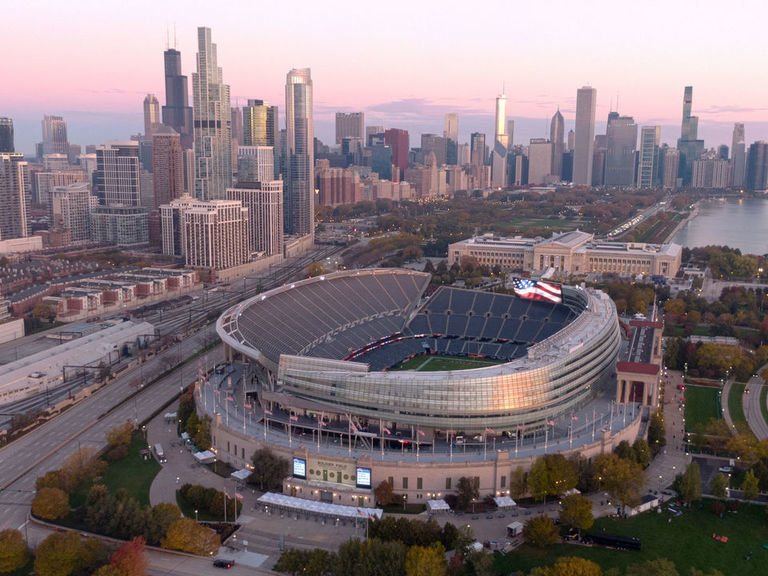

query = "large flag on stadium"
[[512, 278, 562, 303]]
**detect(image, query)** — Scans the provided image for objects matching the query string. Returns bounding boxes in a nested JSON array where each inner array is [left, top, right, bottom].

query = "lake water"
[[671, 197, 768, 255]]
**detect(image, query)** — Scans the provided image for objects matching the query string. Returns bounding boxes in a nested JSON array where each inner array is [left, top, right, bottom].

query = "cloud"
[[698, 104, 768, 116]]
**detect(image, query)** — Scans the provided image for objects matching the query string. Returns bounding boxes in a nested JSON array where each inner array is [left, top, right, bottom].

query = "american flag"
[[349, 422, 358, 432], [382, 427, 391, 435], [547, 420, 555, 426], [512, 278, 562, 304], [264, 409, 273, 415], [417, 429, 425, 437], [485, 427, 496, 435], [289, 415, 299, 422]]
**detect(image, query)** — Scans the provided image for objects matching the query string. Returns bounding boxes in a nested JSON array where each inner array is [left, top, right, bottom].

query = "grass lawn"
[[684, 385, 722, 432], [495, 503, 768, 576], [100, 431, 160, 506], [391, 354, 502, 372]]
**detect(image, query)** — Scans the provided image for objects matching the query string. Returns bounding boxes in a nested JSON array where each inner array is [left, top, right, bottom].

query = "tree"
[[110, 537, 147, 576], [679, 462, 702, 504], [307, 261, 325, 277], [709, 473, 728, 499], [161, 518, 219, 555], [594, 453, 644, 508], [614, 440, 634, 461], [33, 532, 83, 576], [625, 558, 679, 576], [559, 493, 594, 533], [648, 411, 666, 455], [106, 421, 134, 448], [464, 550, 494, 576], [522, 514, 559, 548], [742, 469, 760, 501], [455, 476, 479, 511], [144, 502, 181, 546], [193, 414, 212, 450], [510, 465, 527, 499], [35, 470, 65, 492], [60, 446, 106, 492], [527, 457, 550, 503], [31, 487, 70, 520], [404, 542, 447, 576], [530, 556, 603, 576], [632, 439, 652, 469], [374, 479, 395, 506], [0, 529, 30, 573], [249, 447, 290, 491]]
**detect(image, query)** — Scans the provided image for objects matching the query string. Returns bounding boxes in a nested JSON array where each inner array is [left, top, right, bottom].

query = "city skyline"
[[4, 1, 768, 153]]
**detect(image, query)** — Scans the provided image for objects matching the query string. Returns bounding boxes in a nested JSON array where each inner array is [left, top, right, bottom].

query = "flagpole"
[[449, 429, 453, 463], [380, 419, 384, 458], [483, 430, 487, 460], [416, 427, 420, 462]]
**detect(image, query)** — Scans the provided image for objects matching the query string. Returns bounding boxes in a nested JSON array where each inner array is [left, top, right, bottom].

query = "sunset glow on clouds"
[[3, 0, 768, 152]]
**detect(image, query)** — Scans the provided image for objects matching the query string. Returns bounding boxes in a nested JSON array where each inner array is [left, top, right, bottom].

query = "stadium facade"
[[210, 269, 644, 505]]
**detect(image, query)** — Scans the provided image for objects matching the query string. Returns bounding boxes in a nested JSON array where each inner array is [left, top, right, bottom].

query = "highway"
[[744, 371, 768, 440]]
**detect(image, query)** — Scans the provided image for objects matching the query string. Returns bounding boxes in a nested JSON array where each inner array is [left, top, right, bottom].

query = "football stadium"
[[207, 269, 653, 505]]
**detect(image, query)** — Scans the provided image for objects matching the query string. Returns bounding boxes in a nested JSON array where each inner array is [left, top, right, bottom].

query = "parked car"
[[213, 559, 235, 569]]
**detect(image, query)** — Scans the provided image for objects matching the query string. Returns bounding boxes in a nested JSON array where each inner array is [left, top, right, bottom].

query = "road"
[[744, 371, 768, 440]]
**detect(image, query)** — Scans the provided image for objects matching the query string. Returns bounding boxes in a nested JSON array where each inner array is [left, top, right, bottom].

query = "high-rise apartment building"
[[527, 138, 553, 185], [384, 128, 409, 181], [550, 110, 564, 180], [227, 183, 283, 257], [34, 169, 88, 206], [184, 200, 249, 269], [237, 146, 275, 185], [335, 112, 364, 145], [192, 27, 232, 201], [731, 123, 746, 188], [316, 166, 363, 206], [692, 159, 732, 189], [94, 142, 141, 206], [604, 114, 637, 186], [152, 127, 185, 208], [659, 146, 680, 189], [0, 118, 13, 153], [42, 115, 69, 156], [90, 206, 149, 246], [746, 141, 768, 192], [637, 126, 660, 188], [243, 100, 278, 147], [143, 94, 161, 137], [573, 86, 597, 186], [677, 86, 704, 185], [421, 134, 448, 166], [161, 48, 193, 149], [50, 182, 92, 242], [285, 68, 314, 238], [0, 154, 29, 240]]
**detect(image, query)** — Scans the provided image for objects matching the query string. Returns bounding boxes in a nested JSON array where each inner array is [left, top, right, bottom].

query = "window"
[[417, 477, 423, 490], [402, 477, 408, 490], [500, 475, 506, 488], [388, 476, 394, 487], [445, 477, 452, 490]]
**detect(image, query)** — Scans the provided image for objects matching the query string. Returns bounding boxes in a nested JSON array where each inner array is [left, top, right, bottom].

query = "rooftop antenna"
[[616, 92, 620, 114], [173, 24, 177, 49], [165, 26, 169, 50]]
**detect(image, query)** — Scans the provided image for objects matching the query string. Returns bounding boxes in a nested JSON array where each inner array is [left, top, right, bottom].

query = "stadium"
[[216, 268, 622, 441]]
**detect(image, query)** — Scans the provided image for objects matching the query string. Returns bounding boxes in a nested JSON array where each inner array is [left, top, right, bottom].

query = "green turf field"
[[391, 354, 502, 371], [684, 385, 722, 432]]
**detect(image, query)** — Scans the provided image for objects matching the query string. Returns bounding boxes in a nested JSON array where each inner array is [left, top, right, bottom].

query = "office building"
[[183, 200, 249, 269], [444, 113, 458, 142], [573, 86, 596, 185], [94, 142, 140, 206], [637, 126, 660, 188], [746, 141, 768, 192], [550, 110, 564, 179], [384, 128, 409, 181], [470, 132, 487, 187], [231, 106, 243, 148], [0, 118, 13, 153], [42, 115, 69, 156], [490, 92, 509, 187], [50, 182, 92, 243], [677, 86, 704, 185], [604, 114, 637, 186], [659, 147, 680, 189], [237, 146, 275, 185], [143, 94, 161, 137], [227, 183, 283, 256], [243, 100, 278, 150], [43, 154, 70, 171], [192, 27, 232, 201], [284, 68, 314, 238], [366, 126, 385, 146], [0, 154, 29, 241], [161, 48, 193, 149], [731, 123, 746, 188], [527, 139, 552, 185], [152, 127, 185, 208], [421, 134, 448, 166], [335, 112, 364, 145], [370, 143, 392, 181], [90, 206, 149, 246]]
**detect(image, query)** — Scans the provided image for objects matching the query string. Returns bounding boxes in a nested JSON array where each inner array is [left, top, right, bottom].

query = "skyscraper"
[[42, 115, 69, 155], [731, 123, 746, 188], [604, 113, 637, 186], [143, 94, 161, 137], [637, 126, 660, 188], [746, 141, 768, 192], [470, 132, 487, 187], [284, 68, 314, 237], [491, 92, 508, 187], [573, 86, 596, 186], [550, 109, 564, 179], [152, 127, 184, 208], [335, 112, 364, 145], [527, 138, 553, 185], [192, 27, 232, 201], [444, 113, 458, 142], [677, 86, 704, 185], [384, 128, 409, 181], [50, 182, 92, 243], [243, 100, 278, 147], [94, 142, 140, 206], [0, 118, 13, 153], [237, 146, 275, 185], [0, 154, 29, 240], [161, 48, 193, 149]]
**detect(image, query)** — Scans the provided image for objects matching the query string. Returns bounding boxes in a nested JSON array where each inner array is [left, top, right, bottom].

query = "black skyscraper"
[[162, 49, 193, 149], [0, 118, 13, 153]]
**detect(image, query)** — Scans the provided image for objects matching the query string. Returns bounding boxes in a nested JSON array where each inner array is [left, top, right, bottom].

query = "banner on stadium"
[[511, 278, 562, 304]]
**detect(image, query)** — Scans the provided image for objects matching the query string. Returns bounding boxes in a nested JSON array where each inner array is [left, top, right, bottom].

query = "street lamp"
[[195, 509, 198, 522]]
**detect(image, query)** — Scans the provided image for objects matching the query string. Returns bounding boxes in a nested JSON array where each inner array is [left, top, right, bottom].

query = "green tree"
[[33, 532, 83, 576], [161, 518, 220, 555], [614, 440, 634, 461], [527, 458, 550, 503], [193, 414, 212, 450], [679, 462, 702, 504], [105, 421, 134, 448], [742, 469, 760, 501], [307, 261, 325, 277], [144, 502, 181, 546], [0, 529, 30, 573], [632, 439, 652, 469], [559, 493, 594, 533], [625, 558, 679, 576], [522, 514, 559, 548], [464, 550, 494, 576], [509, 465, 527, 499], [709, 473, 728, 499], [530, 556, 603, 576], [248, 447, 290, 491], [31, 487, 70, 520], [455, 476, 479, 511], [374, 479, 395, 506], [594, 453, 644, 508], [405, 542, 446, 576], [648, 411, 666, 455]]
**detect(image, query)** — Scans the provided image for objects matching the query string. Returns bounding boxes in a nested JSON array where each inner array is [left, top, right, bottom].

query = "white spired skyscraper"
[[490, 91, 508, 188], [732, 123, 746, 188], [192, 27, 232, 201], [285, 68, 314, 238], [573, 86, 597, 186]]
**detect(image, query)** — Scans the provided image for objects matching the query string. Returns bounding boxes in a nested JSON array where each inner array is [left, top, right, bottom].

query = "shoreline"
[[664, 201, 699, 244]]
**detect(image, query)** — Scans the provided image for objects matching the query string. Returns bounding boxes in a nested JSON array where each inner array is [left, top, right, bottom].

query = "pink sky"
[[3, 0, 768, 152]]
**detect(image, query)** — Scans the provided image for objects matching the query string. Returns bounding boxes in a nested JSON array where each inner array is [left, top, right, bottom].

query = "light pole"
[[195, 509, 198, 522]]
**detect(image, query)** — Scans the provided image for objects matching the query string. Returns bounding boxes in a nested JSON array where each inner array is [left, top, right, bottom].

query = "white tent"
[[426, 499, 450, 512], [193, 450, 216, 464], [494, 496, 517, 509], [231, 468, 252, 481], [257, 492, 383, 520]]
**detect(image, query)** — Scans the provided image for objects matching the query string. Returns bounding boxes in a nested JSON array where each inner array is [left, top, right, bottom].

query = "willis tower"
[[162, 48, 193, 149]]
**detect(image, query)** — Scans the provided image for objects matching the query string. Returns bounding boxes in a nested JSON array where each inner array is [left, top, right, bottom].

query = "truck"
[[154, 443, 166, 463]]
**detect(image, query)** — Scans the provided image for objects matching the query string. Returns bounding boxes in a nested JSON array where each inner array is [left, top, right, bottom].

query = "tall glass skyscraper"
[[0, 118, 14, 153], [284, 68, 314, 237], [731, 123, 746, 188], [192, 27, 232, 201], [42, 115, 69, 155], [162, 48, 193, 149], [676, 86, 704, 185], [573, 86, 596, 186], [637, 126, 661, 188], [550, 109, 564, 179]]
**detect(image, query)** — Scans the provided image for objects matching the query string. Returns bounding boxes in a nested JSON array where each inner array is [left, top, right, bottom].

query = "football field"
[[392, 354, 502, 371]]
